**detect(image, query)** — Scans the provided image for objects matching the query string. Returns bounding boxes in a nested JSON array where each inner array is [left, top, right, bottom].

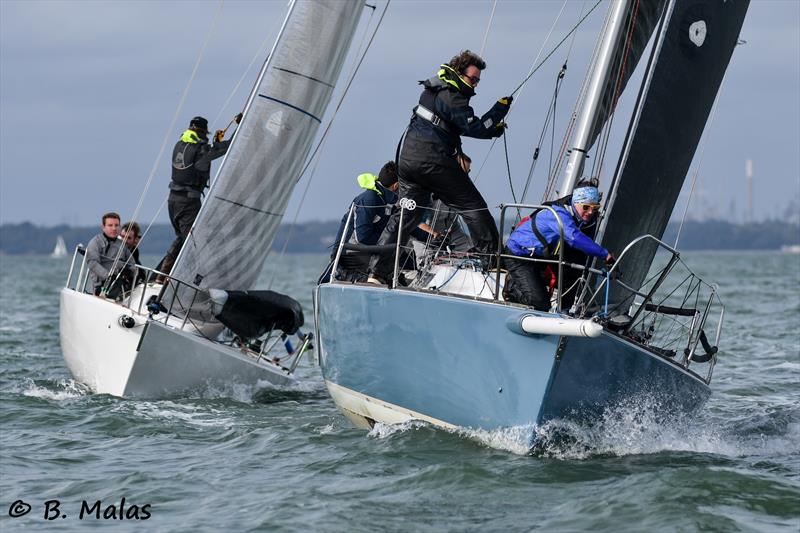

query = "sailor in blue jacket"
[[504, 182, 615, 311], [319, 162, 428, 283]]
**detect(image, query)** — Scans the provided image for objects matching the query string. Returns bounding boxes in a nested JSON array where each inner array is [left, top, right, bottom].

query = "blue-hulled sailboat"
[[315, 0, 749, 436]]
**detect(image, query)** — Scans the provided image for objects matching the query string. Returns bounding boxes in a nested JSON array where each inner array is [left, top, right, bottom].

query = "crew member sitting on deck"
[[86, 212, 135, 299], [504, 181, 615, 311], [120, 221, 142, 265], [319, 161, 430, 284]]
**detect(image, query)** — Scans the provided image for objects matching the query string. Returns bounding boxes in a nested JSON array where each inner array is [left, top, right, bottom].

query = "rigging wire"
[[264, 0, 389, 287], [211, 15, 284, 126], [106, 0, 225, 285], [472, 0, 577, 185], [674, 70, 729, 248], [479, 0, 499, 57]]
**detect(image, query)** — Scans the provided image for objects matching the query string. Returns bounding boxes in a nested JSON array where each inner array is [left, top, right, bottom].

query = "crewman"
[[504, 181, 615, 311], [158, 113, 241, 276], [368, 50, 512, 284]]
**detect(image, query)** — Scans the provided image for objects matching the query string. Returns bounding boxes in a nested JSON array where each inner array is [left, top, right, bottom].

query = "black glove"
[[498, 96, 513, 106], [234, 112, 243, 124], [493, 121, 508, 137]]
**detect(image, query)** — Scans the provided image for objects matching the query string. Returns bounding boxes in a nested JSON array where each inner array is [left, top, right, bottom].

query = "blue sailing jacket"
[[506, 205, 609, 259]]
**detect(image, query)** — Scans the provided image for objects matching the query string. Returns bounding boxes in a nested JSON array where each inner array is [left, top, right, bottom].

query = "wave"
[[15, 377, 91, 401]]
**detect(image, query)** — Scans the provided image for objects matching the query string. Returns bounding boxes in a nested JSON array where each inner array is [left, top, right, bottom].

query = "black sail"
[[599, 0, 749, 306]]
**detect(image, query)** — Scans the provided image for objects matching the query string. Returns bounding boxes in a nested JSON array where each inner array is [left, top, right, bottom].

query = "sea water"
[[0, 252, 798, 531]]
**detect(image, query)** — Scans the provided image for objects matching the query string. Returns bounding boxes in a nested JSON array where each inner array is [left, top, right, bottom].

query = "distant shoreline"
[[1, 219, 798, 255]]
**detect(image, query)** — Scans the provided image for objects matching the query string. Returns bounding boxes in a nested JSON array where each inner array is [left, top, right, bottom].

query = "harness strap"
[[414, 104, 452, 133]]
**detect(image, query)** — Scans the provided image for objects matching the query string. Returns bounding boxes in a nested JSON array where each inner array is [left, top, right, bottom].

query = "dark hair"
[[575, 178, 599, 189], [121, 221, 141, 237], [101, 212, 120, 225], [448, 50, 486, 74], [378, 161, 398, 187]]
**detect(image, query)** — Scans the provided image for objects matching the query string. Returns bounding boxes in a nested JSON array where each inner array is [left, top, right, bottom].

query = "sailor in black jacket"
[[370, 50, 511, 282], [159, 115, 239, 275]]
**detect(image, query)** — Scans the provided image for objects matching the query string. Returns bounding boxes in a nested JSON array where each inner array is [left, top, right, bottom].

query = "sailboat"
[[51, 236, 67, 258], [315, 0, 749, 435], [59, 0, 365, 398]]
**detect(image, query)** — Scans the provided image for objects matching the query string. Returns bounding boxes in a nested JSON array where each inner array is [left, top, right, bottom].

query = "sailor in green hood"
[[369, 50, 511, 283]]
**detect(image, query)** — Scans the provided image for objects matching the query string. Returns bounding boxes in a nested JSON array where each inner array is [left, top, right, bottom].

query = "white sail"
[[170, 0, 364, 291], [52, 235, 67, 258]]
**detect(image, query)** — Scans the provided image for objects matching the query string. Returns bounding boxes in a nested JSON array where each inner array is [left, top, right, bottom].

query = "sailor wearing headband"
[[504, 180, 616, 312]]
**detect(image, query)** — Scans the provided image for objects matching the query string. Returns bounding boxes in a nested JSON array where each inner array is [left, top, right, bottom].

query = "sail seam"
[[257, 94, 321, 123], [273, 67, 335, 88], [212, 196, 283, 217]]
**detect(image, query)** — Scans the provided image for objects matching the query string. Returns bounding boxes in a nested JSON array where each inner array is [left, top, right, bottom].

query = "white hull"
[[59, 288, 294, 398]]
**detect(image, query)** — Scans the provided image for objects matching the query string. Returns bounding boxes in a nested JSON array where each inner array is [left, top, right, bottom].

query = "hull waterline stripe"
[[257, 94, 321, 123], [273, 67, 335, 88]]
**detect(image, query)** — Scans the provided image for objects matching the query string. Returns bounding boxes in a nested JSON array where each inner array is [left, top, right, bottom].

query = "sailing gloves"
[[214, 130, 225, 143], [234, 113, 243, 124]]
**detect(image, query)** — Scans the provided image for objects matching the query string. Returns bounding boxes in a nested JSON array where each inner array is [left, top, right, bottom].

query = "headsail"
[[169, 0, 364, 291], [598, 0, 749, 304]]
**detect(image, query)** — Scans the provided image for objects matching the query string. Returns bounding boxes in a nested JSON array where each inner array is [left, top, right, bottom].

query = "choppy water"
[[1, 252, 798, 532]]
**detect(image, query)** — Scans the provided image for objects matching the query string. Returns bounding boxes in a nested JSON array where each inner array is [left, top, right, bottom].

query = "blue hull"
[[316, 284, 710, 430]]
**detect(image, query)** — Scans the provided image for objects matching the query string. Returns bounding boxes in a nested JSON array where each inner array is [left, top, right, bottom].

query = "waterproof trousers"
[[159, 192, 201, 275], [503, 250, 552, 311], [370, 158, 498, 281]]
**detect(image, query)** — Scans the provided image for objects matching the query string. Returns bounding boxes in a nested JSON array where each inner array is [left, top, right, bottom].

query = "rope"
[[509, 0, 603, 97], [264, 0, 390, 286], [105, 0, 224, 288], [479, 0, 498, 57]]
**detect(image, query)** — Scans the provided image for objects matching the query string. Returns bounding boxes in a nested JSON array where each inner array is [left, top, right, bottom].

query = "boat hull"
[[315, 284, 710, 431], [59, 288, 294, 398]]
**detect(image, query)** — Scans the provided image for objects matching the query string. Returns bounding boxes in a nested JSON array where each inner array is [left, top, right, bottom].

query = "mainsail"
[[599, 0, 750, 304], [555, 0, 667, 197], [170, 0, 364, 292]]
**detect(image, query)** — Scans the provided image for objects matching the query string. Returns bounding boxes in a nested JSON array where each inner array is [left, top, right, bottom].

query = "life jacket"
[[171, 129, 207, 190]]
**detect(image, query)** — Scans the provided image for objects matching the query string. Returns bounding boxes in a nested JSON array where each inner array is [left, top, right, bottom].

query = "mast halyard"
[[555, 0, 631, 199]]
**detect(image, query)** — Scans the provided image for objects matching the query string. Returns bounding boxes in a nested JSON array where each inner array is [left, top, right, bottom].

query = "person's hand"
[[605, 252, 616, 266], [214, 130, 225, 143], [234, 113, 243, 124], [494, 121, 508, 137], [498, 96, 513, 106]]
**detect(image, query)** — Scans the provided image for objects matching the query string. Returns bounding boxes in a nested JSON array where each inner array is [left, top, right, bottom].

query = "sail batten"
[[169, 0, 364, 293]]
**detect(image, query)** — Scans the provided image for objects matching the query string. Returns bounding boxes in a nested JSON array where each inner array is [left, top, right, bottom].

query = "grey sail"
[[556, 0, 667, 196], [169, 0, 364, 294], [598, 0, 750, 307]]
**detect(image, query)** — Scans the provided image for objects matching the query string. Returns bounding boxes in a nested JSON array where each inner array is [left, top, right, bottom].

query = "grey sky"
[[1, 0, 798, 228]]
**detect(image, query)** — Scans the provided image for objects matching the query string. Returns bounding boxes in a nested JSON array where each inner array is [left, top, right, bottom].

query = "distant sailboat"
[[51, 236, 67, 258]]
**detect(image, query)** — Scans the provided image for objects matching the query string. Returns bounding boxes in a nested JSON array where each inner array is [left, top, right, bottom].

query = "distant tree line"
[[0, 219, 798, 255]]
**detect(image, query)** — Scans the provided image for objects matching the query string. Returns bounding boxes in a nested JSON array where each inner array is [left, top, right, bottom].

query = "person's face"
[[122, 230, 137, 249], [389, 182, 400, 193], [573, 203, 600, 223], [461, 65, 481, 88], [102, 218, 120, 239], [459, 157, 471, 174]]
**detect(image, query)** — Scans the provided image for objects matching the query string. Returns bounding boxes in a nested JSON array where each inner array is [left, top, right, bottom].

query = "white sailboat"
[[51, 236, 67, 258], [59, 0, 365, 398]]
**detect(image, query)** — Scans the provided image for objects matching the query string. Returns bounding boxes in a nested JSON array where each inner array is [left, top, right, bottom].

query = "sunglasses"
[[577, 203, 600, 213], [463, 74, 480, 86]]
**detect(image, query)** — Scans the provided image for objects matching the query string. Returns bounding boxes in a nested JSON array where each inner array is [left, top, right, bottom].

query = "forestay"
[[599, 0, 749, 307], [170, 0, 364, 292]]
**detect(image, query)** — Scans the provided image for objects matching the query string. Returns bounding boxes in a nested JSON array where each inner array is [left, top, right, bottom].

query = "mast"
[[556, 0, 631, 198]]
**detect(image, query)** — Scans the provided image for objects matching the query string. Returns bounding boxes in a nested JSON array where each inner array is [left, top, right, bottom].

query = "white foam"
[[18, 378, 89, 401]]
